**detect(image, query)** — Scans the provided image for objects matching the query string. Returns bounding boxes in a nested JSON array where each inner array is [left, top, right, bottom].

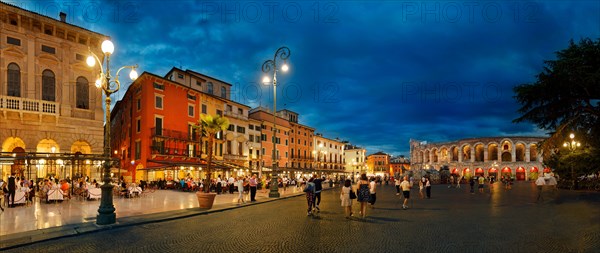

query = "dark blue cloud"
[[17, 0, 599, 156]]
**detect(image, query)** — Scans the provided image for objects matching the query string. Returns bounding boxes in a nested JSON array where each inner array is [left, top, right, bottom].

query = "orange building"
[[278, 109, 315, 172], [111, 67, 251, 183], [367, 152, 390, 176], [248, 107, 290, 173]]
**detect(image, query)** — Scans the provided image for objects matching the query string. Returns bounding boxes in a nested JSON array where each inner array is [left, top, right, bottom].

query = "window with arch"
[[7, 63, 21, 97], [207, 82, 214, 94], [76, 77, 89, 109], [42, 69, 56, 101], [220, 86, 226, 98]]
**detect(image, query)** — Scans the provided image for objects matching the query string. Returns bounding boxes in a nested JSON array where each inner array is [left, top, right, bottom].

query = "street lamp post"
[[313, 143, 327, 174], [563, 133, 581, 188], [262, 46, 290, 198], [352, 161, 357, 183], [87, 39, 138, 225]]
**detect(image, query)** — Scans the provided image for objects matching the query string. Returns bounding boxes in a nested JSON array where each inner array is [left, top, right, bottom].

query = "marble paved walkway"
[[0, 184, 311, 237]]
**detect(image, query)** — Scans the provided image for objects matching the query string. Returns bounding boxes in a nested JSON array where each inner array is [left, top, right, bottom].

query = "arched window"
[[220, 86, 226, 98], [7, 63, 21, 97], [76, 77, 89, 109], [42, 69, 56, 101], [207, 82, 213, 94]]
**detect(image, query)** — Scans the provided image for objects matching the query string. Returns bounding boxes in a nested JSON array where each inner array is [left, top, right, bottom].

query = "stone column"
[[27, 34, 36, 99], [484, 148, 488, 162], [497, 148, 502, 162], [525, 144, 531, 162], [511, 143, 516, 162], [470, 145, 475, 163]]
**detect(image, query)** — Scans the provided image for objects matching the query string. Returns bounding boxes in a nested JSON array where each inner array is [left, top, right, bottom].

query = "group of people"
[[338, 174, 423, 219], [0, 173, 30, 209]]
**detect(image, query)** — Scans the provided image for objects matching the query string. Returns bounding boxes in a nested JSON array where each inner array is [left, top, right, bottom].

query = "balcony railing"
[[150, 146, 202, 157], [223, 154, 248, 161], [151, 127, 199, 141], [290, 155, 314, 161], [224, 110, 248, 120], [0, 95, 59, 116]]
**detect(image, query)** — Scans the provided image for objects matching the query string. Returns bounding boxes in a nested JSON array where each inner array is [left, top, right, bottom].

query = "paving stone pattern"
[[6, 182, 600, 253]]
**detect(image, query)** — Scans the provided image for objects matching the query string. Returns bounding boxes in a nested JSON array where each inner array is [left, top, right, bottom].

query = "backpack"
[[304, 182, 315, 193]]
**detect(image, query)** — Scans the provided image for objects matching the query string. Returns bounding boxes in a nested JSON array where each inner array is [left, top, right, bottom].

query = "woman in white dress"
[[236, 177, 245, 204], [340, 179, 353, 219]]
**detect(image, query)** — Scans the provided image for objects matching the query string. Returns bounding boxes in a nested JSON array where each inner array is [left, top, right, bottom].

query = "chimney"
[[59, 12, 67, 22]]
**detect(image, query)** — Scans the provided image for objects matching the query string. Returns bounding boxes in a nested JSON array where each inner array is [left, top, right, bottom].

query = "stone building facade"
[[0, 3, 107, 181], [410, 137, 547, 181]]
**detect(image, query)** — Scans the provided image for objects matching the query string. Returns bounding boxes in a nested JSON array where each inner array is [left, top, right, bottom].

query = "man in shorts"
[[400, 176, 411, 209]]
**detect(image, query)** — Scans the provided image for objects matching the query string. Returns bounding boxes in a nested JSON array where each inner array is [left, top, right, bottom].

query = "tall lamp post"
[[563, 133, 581, 188], [352, 161, 357, 183], [312, 143, 327, 174], [87, 39, 138, 225], [262, 46, 290, 198]]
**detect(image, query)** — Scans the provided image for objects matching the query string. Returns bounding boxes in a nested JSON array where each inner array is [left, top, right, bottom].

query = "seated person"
[[120, 181, 128, 196], [140, 180, 147, 191], [60, 180, 70, 198]]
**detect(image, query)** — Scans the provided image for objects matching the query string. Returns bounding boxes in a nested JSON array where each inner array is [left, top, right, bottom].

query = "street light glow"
[[129, 69, 139, 80], [86, 55, 96, 67], [569, 133, 575, 139], [95, 79, 102, 88], [101, 40, 114, 55], [281, 63, 289, 72], [262, 76, 270, 84]]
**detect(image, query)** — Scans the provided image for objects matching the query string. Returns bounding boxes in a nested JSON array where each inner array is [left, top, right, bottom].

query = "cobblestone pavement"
[[6, 182, 599, 253]]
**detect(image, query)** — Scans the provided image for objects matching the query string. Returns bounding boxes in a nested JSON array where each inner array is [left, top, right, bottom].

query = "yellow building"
[[0, 3, 108, 181]]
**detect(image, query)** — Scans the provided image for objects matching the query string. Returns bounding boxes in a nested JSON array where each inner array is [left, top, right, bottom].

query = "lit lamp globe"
[[101, 40, 114, 55], [129, 69, 139, 80], [262, 76, 270, 84], [281, 63, 289, 72], [95, 79, 102, 88], [86, 56, 96, 67]]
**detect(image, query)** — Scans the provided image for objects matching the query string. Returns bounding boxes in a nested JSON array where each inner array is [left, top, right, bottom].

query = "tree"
[[514, 38, 600, 179], [198, 114, 230, 193]]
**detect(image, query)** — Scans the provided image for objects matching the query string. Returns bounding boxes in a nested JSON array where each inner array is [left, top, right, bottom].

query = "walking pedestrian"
[[478, 176, 485, 193], [7, 173, 16, 208], [340, 179, 353, 219], [535, 175, 545, 202], [469, 177, 475, 194], [313, 176, 323, 212], [394, 177, 401, 196], [425, 177, 432, 198], [305, 177, 316, 216], [456, 176, 462, 188], [448, 175, 454, 188], [249, 174, 258, 202], [228, 176, 235, 194], [419, 177, 425, 199], [546, 174, 558, 199], [236, 176, 246, 205], [356, 173, 370, 218], [400, 176, 411, 209], [368, 177, 377, 208]]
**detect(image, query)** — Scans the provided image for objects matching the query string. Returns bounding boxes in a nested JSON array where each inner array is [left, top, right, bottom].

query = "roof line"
[[0, 1, 107, 37]]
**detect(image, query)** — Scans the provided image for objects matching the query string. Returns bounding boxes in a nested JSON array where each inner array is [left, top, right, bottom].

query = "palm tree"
[[198, 114, 230, 193]]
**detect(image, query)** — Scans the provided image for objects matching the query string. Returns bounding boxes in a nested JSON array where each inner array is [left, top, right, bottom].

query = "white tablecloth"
[[47, 189, 64, 201], [14, 191, 27, 204], [88, 188, 101, 199]]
